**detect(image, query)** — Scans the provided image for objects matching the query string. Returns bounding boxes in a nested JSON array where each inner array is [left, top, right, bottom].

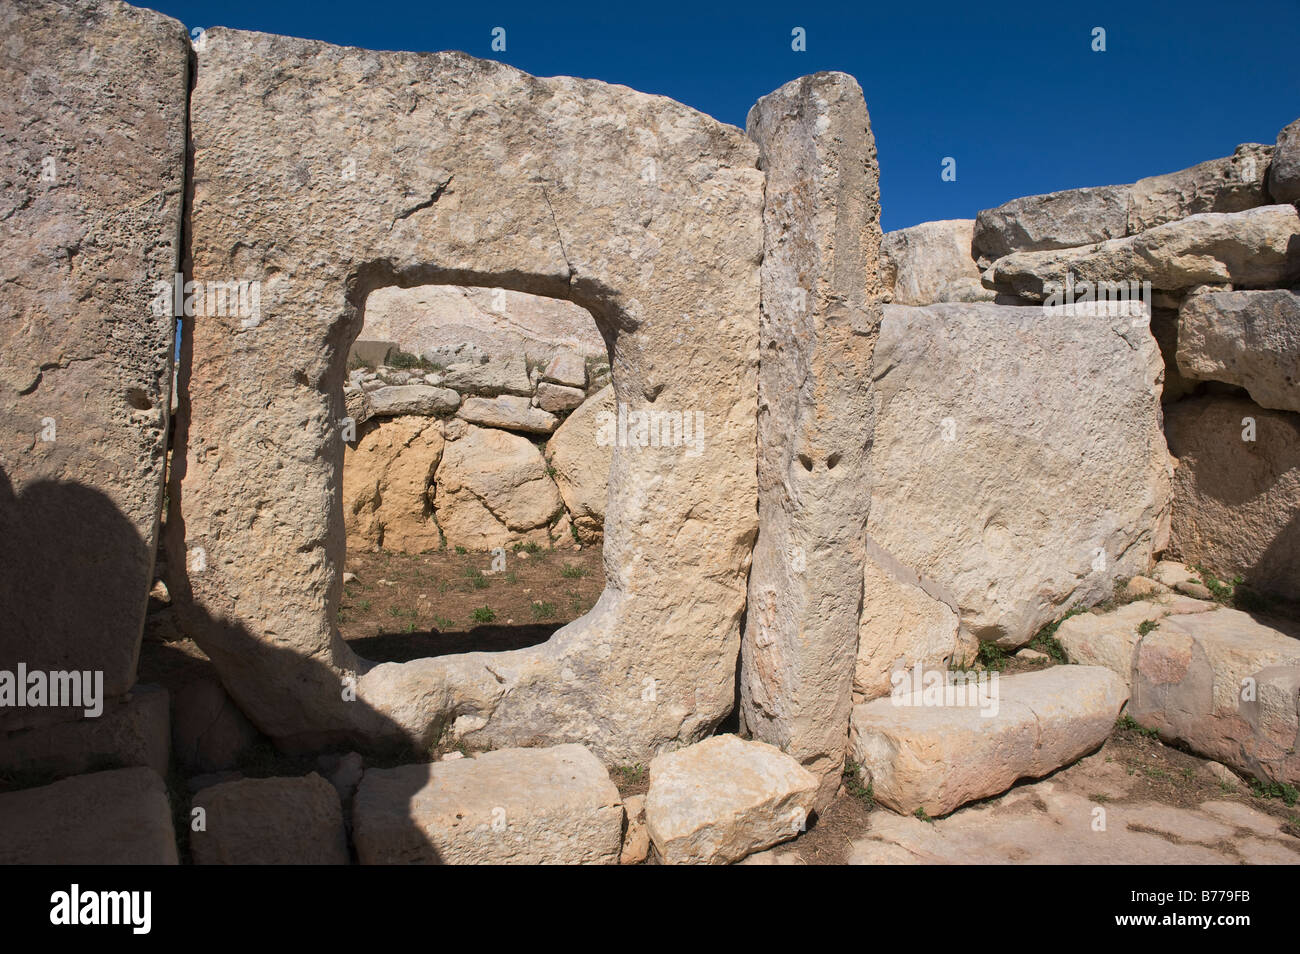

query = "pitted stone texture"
[[344, 416, 444, 553], [543, 351, 587, 389], [546, 385, 614, 544], [1056, 596, 1216, 689], [849, 666, 1127, 817], [535, 381, 586, 413], [368, 384, 460, 417], [433, 423, 563, 549], [1131, 608, 1300, 784], [739, 72, 879, 809], [457, 394, 558, 433], [1269, 117, 1300, 204], [984, 205, 1300, 301], [0, 0, 189, 705], [645, 735, 819, 865], [1127, 143, 1274, 233], [362, 284, 605, 366], [353, 744, 623, 865], [973, 185, 1131, 263], [866, 303, 1171, 649], [881, 219, 992, 305], [441, 353, 531, 397], [169, 30, 762, 755], [191, 773, 349, 865], [0, 684, 170, 780], [0, 767, 177, 864], [1165, 396, 1300, 601], [1177, 289, 1300, 414]]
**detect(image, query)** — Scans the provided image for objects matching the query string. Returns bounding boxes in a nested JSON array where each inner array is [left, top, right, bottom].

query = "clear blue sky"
[[147, 0, 1300, 232]]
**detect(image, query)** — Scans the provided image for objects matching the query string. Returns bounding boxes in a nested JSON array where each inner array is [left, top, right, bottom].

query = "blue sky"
[[148, 0, 1300, 232]]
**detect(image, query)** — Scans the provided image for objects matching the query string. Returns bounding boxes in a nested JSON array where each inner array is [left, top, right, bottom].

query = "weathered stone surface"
[[440, 353, 531, 397], [1165, 396, 1300, 601], [348, 339, 397, 367], [353, 744, 623, 864], [457, 394, 558, 433], [866, 303, 1171, 648], [433, 424, 563, 549], [985, 205, 1300, 300], [0, 684, 170, 779], [344, 416, 444, 553], [191, 773, 349, 864], [534, 381, 586, 413], [363, 284, 605, 366], [619, 793, 649, 865], [849, 666, 1127, 817], [854, 554, 961, 702], [645, 735, 818, 865], [344, 385, 374, 427], [169, 27, 761, 758], [545, 385, 614, 544], [0, 0, 189, 706], [1269, 117, 1300, 204], [369, 384, 460, 417], [1127, 143, 1274, 233], [172, 678, 259, 774], [1057, 595, 1216, 689], [0, 767, 177, 864], [1131, 607, 1300, 784], [881, 219, 993, 305], [739, 72, 879, 809], [1177, 289, 1300, 414], [973, 185, 1131, 263], [543, 350, 587, 389]]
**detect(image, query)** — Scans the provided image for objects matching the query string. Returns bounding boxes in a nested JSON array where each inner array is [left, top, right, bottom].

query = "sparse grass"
[[454, 545, 467, 555], [504, 570, 518, 584], [976, 641, 1007, 671], [388, 349, 438, 371], [561, 563, 588, 580], [358, 599, 372, 612], [471, 606, 496, 624], [1138, 619, 1158, 636], [433, 615, 454, 630], [1249, 778, 1299, 807], [1117, 714, 1159, 739], [843, 759, 875, 810], [530, 600, 556, 620], [1194, 565, 1240, 605], [613, 764, 647, 787], [1029, 608, 1081, 664], [1090, 793, 1111, 803], [913, 806, 933, 823], [464, 567, 490, 590]]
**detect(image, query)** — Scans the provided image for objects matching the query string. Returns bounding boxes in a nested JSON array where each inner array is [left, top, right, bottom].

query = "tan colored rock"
[[1269, 117, 1300, 204], [433, 424, 563, 549], [973, 185, 1131, 263], [1165, 396, 1300, 601], [348, 339, 397, 367], [440, 353, 531, 397], [1177, 289, 1300, 414], [1121, 575, 1170, 599], [0, 684, 170, 780], [620, 793, 649, 865], [172, 678, 259, 773], [1131, 607, 1300, 784], [543, 351, 587, 389], [1056, 595, 1216, 689], [0, 0, 189, 706], [354, 744, 623, 864], [457, 394, 558, 434], [849, 666, 1127, 817], [0, 767, 177, 864], [369, 384, 460, 417], [645, 735, 819, 865], [881, 219, 993, 305], [344, 416, 444, 553], [535, 381, 586, 414], [1152, 560, 1200, 589], [191, 773, 349, 864], [362, 285, 604, 366], [545, 385, 614, 543], [169, 30, 760, 758], [1127, 143, 1274, 233], [739, 72, 879, 809], [866, 303, 1171, 648], [985, 205, 1300, 301]]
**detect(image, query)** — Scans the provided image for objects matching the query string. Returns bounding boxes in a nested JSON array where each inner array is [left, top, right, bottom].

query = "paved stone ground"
[[847, 748, 1300, 865]]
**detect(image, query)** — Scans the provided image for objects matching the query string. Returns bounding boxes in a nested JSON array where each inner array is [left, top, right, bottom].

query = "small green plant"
[[531, 600, 556, 620], [358, 599, 372, 612], [523, 541, 542, 554], [1137, 619, 1158, 636], [388, 606, 404, 618], [433, 615, 454, 630], [976, 641, 1007, 671], [1194, 565, 1241, 605], [560, 563, 587, 580], [613, 764, 647, 787], [403, 622, 416, 634], [454, 545, 468, 555], [545, 465, 557, 478], [1249, 778, 1299, 807], [464, 567, 490, 590], [913, 806, 933, 823], [504, 570, 518, 584], [1117, 714, 1159, 739], [1028, 609, 1081, 664], [388, 349, 437, 371], [843, 759, 875, 810], [1090, 793, 1111, 803], [471, 606, 496, 624]]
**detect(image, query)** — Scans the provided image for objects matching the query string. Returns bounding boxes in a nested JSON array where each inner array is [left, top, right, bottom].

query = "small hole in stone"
[[826, 452, 841, 470], [798, 454, 813, 471], [125, 388, 152, 410]]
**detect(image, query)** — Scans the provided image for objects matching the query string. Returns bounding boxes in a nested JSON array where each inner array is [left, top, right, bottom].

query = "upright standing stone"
[[740, 73, 880, 809], [0, 0, 189, 709]]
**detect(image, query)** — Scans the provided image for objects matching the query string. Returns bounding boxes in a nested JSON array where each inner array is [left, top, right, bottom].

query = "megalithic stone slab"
[[739, 72, 880, 809], [0, 0, 189, 709]]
